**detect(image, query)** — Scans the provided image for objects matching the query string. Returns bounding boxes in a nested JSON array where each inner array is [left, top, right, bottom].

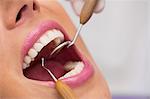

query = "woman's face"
[[0, 0, 110, 99]]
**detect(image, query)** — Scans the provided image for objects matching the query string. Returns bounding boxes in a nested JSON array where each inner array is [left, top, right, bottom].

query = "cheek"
[[38, 0, 63, 12], [8, 32, 23, 52], [0, 30, 24, 69]]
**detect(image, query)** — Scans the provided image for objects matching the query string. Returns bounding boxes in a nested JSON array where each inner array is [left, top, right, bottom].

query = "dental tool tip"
[[41, 60, 77, 98], [41, 58, 58, 82], [41, 58, 44, 67]]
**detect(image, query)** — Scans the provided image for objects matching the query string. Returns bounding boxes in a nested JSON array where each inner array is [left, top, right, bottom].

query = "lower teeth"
[[59, 61, 84, 79]]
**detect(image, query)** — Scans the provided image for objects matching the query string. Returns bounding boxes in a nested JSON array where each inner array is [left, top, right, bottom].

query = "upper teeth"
[[59, 62, 84, 79], [23, 29, 64, 69]]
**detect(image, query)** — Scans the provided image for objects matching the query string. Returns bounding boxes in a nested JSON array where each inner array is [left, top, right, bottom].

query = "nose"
[[1, 0, 40, 29]]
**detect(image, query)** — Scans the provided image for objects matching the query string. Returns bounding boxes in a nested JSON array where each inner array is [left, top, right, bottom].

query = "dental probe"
[[41, 58, 77, 99], [51, 0, 98, 55]]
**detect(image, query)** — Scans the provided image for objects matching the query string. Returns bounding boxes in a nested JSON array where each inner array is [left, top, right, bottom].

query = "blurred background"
[[59, 0, 149, 98]]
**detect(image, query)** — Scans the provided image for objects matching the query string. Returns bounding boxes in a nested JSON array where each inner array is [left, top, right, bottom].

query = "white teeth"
[[64, 61, 77, 71], [28, 48, 38, 59], [33, 43, 44, 52], [23, 29, 64, 69], [59, 62, 84, 79], [24, 56, 32, 64], [39, 35, 50, 46], [23, 63, 29, 69], [47, 30, 64, 42]]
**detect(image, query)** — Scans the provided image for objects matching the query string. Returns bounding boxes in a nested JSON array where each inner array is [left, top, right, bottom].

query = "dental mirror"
[[50, 0, 98, 56]]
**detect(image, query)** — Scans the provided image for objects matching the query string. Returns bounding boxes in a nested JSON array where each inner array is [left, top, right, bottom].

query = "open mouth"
[[22, 20, 94, 88]]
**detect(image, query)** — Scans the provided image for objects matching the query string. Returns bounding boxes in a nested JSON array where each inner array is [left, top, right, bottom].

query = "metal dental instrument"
[[41, 58, 57, 82], [41, 58, 77, 99], [50, 0, 98, 56]]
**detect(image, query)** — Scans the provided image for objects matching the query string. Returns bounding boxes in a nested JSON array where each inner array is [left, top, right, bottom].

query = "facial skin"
[[0, 0, 111, 99]]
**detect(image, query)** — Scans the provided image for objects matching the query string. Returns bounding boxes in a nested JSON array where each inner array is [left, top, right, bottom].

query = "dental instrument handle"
[[56, 80, 77, 99], [80, 0, 98, 25], [42, 70, 77, 99], [68, 0, 98, 47], [41, 58, 77, 99]]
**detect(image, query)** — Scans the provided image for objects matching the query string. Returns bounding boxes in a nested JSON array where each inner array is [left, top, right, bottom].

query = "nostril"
[[14, 1, 40, 26], [33, 2, 39, 11], [16, 5, 27, 22]]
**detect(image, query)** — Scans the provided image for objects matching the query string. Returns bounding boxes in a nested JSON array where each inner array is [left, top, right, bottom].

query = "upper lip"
[[22, 20, 67, 60]]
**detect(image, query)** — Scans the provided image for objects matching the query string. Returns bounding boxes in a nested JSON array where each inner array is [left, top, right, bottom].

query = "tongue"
[[23, 60, 66, 81]]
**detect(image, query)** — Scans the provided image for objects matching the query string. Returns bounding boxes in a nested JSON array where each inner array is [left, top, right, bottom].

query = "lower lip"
[[61, 56, 94, 88]]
